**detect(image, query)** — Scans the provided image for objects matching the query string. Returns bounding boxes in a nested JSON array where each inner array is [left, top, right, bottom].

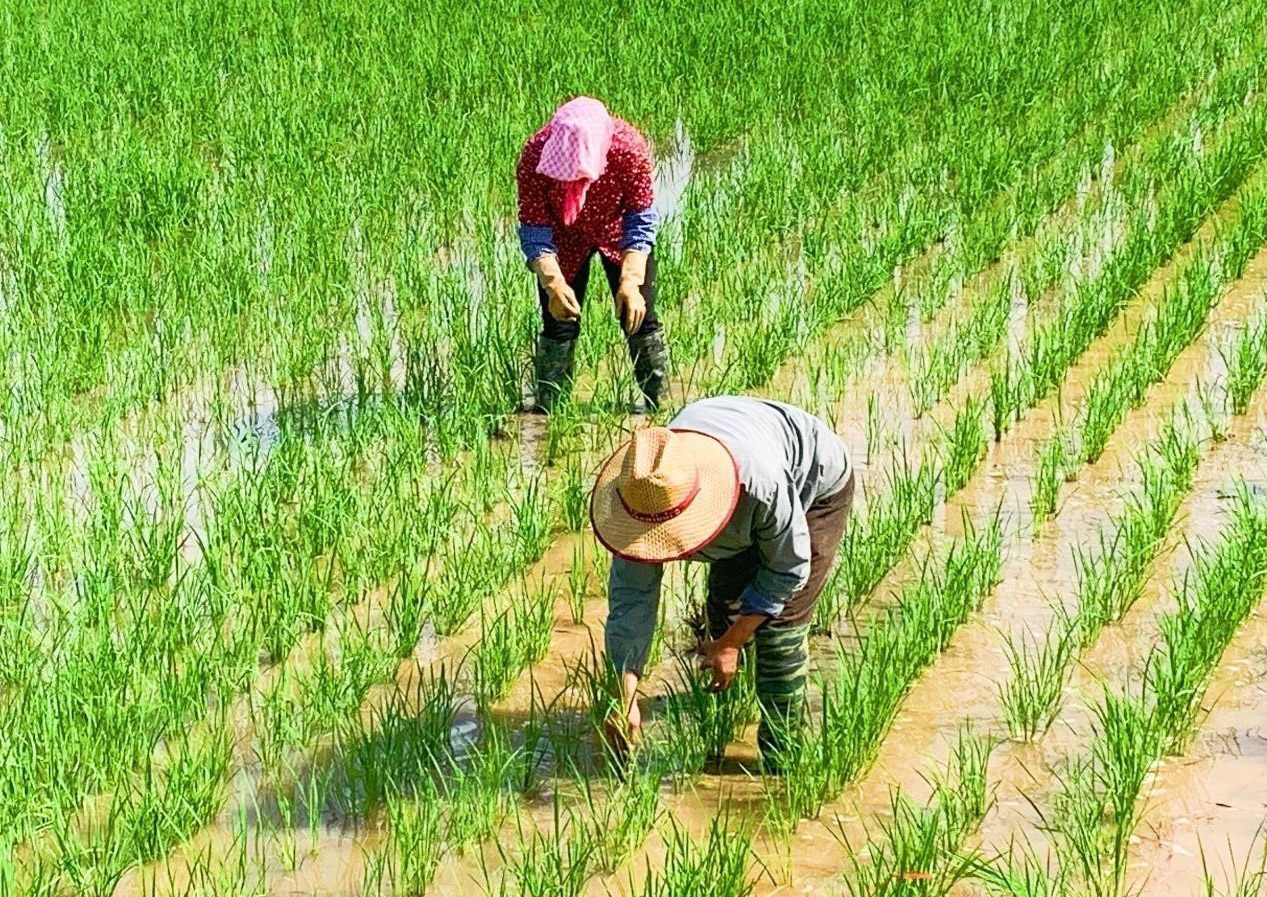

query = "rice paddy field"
[[5, 0, 1267, 894]]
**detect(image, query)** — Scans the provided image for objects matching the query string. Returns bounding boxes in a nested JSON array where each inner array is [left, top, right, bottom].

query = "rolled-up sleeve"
[[606, 557, 664, 675], [618, 139, 657, 253], [519, 223, 556, 264], [739, 480, 811, 618], [619, 208, 658, 253]]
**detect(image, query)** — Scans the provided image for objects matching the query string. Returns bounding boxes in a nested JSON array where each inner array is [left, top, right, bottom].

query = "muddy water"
[[99, 102, 1265, 897], [1129, 612, 1267, 895], [475, 202, 1224, 897], [369, 150, 1267, 897], [653, 119, 695, 225], [955, 261, 1267, 893], [702, 236, 1267, 894]]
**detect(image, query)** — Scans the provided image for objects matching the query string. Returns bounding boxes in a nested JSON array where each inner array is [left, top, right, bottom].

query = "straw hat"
[[590, 427, 740, 563]]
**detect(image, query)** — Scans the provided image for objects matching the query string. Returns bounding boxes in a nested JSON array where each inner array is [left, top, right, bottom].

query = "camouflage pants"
[[704, 475, 854, 762], [705, 605, 810, 760]]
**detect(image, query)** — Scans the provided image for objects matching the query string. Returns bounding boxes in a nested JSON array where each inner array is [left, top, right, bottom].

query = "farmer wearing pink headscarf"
[[518, 97, 668, 413]]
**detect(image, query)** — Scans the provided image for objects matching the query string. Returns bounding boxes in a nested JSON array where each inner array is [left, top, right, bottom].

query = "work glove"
[[532, 253, 580, 321], [615, 250, 648, 334]]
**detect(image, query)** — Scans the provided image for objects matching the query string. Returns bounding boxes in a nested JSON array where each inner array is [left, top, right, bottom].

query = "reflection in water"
[[36, 131, 67, 244], [654, 119, 694, 223], [1006, 255, 1027, 360]]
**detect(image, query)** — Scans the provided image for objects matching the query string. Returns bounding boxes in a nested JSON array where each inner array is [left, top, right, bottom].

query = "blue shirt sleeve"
[[738, 479, 811, 618], [519, 223, 557, 266], [606, 556, 664, 674], [619, 208, 658, 253]]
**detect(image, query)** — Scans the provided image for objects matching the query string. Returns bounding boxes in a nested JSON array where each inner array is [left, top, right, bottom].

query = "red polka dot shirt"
[[517, 119, 658, 283]]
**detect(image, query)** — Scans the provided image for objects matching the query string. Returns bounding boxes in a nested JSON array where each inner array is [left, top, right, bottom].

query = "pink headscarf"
[[536, 96, 615, 226]]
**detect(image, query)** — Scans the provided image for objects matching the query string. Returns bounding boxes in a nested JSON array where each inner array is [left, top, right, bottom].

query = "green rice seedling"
[[1030, 427, 1071, 525], [471, 581, 554, 706], [1046, 759, 1113, 896], [866, 392, 884, 461], [384, 782, 445, 896], [1078, 250, 1222, 465], [939, 726, 994, 834], [1043, 480, 1266, 897], [566, 541, 589, 625], [799, 515, 1003, 813], [841, 793, 976, 896], [568, 646, 625, 748], [659, 653, 758, 775], [45, 723, 234, 894], [160, 825, 258, 897], [330, 668, 458, 815], [999, 614, 1077, 740], [995, 105, 1267, 438], [973, 839, 1067, 897], [1154, 411, 1202, 493], [1223, 313, 1267, 416], [816, 452, 939, 629], [430, 543, 497, 637], [910, 279, 1010, 417], [637, 815, 757, 897], [1070, 415, 1199, 647], [544, 397, 586, 466], [1196, 377, 1230, 444], [1044, 688, 1161, 897], [835, 729, 991, 897], [384, 560, 433, 656], [1146, 487, 1267, 749], [987, 358, 1028, 442], [503, 795, 597, 897], [1069, 529, 1132, 645], [578, 760, 663, 872], [511, 475, 553, 565], [1196, 831, 1267, 897], [940, 397, 987, 494], [557, 456, 590, 532], [446, 725, 521, 852], [362, 848, 390, 897], [763, 728, 826, 835], [10, 4, 1267, 888], [1091, 690, 1162, 859], [643, 596, 669, 672], [1078, 369, 1135, 465]]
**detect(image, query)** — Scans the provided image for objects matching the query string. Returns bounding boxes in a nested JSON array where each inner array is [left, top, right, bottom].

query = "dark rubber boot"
[[627, 329, 670, 413], [533, 336, 577, 413]]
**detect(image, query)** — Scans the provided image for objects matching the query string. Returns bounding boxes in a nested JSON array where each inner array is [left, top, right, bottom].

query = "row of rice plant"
[[1003, 414, 1203, 739], [992, 489, 1267, 897], [4, 3, 1267, 893]]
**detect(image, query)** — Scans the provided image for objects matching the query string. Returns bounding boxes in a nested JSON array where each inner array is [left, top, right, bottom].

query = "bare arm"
[[701, 613, 767, 691]]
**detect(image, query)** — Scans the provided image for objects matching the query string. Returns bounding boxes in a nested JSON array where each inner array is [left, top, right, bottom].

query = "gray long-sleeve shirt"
[[605, 397, 851, 674]]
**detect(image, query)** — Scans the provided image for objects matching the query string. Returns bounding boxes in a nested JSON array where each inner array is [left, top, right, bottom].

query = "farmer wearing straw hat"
[[590, 396, 855, 770], [517, 96, 669, 413]]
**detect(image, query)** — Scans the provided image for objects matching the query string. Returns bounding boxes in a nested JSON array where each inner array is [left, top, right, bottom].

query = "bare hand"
[[602, 697, 642, 763], [614, 281, 646, 335], [700, 641, 740, 692], [547, 280, 581, 322]]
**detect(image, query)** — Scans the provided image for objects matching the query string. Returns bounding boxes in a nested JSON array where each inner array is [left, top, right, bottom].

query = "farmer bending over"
[[517, 96, 669, 413], [590, 396, 855, 770]]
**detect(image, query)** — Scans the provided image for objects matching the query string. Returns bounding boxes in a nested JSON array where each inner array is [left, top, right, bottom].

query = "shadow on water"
[[249, 643, 785, 842]]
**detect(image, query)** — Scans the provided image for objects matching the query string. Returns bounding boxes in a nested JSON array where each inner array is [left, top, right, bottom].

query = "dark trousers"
[[538, 250, 661, 341], [705, 473, 856, 759]]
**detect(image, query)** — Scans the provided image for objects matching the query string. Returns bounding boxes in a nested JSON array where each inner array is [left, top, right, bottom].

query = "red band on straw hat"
[[617, 479, 702, 524]]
